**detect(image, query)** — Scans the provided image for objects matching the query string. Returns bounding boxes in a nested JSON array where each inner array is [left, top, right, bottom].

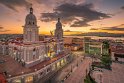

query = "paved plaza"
[[102, 62, 124, 83], [64, 57, 92, 83], [51, 55, 84, 83], [56, 56, 124, 83]]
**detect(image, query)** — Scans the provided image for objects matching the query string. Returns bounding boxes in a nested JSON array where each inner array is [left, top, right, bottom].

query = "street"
[[64, 57, 92, 83], [48, 51, 92, 83]]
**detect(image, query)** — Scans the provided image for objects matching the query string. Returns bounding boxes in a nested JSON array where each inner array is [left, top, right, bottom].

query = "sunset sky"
[[0, 0, 124, 35]]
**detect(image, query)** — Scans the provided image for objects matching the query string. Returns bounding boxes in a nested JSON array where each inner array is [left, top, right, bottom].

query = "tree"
[[101, 54, 112, 69], [103, 41, 109, 48], [101, 40, 112, 69], [102, 40, 110, 55], [84, 73, 96, 83]]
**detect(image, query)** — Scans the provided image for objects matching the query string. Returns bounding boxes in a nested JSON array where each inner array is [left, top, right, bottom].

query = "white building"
[[0, 6, 72, 83], [8, 6, 64, 68]]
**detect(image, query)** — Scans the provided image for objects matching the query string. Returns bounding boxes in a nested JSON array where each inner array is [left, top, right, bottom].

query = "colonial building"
[[84, 37, 103, 56], [0, 41, 9, 55], [8, 7, 46, 68], [0, 6, 72, 83], [84, 37, 111, 56]]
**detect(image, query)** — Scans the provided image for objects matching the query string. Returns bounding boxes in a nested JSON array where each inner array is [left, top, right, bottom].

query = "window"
[[33, 48, 36, 59], [33, 22, 34, 25], [25, 76, 33, 83], [47, 67, 51, 72], [40, 72, 43, 76], [33, 48, 36, 51], [13, 79, 21, 83]]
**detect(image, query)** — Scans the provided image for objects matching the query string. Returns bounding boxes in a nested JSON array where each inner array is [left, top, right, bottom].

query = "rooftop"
[[0, 52, 68, 79], [110, 44, 124, 54]]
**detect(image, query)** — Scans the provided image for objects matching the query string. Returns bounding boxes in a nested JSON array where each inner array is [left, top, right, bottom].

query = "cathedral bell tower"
[[55, 18, 64, 53], [23, 6, 39, 43], [55, 18, 63, 39]]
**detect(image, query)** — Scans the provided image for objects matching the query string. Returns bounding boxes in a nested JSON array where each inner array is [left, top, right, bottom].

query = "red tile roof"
[[0, 73, 6, 83], [110, 45, 124, 54]]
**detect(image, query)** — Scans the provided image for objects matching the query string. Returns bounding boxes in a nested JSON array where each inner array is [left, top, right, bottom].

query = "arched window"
[[33, 22, 34, 25], [33, 48, 36, 51], [33, 48, 36, 59]]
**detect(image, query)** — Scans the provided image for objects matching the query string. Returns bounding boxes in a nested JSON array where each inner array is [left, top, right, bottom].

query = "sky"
[[0, 0, 124, 35]]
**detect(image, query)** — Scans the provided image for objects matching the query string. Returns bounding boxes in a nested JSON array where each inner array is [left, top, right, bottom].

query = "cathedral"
[[8, 6, 64, 68], [0, 5, 72, 83]]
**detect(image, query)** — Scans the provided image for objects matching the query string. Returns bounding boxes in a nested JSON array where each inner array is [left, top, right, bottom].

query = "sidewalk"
[[53, 55, 84, 83], [64, 57, 92, 83], [102, 62, 124, 83]]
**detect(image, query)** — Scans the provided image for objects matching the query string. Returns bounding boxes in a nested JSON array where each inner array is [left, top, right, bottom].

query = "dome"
[[25, 7, 37, 25], [26, 13, 36, 22]]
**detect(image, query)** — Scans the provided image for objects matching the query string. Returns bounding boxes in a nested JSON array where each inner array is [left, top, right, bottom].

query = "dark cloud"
[[119, 24, 124, 26], [102, 27, 124, 31], [64, 30, 82, 33], [0, 27, 4, 29], [89, 24, 124, 31], [64, 30, 72, 32], [0, 26, 10, 32], [70, 19, 90, 27], [0, 30, 10, 32], [40, 3, 110, 27], [36, 0, 83, 5], [90, 28, 98, 30], [100, 24, 124, 31], [121, 6, 124, 10], [0, 0, 30, 11]]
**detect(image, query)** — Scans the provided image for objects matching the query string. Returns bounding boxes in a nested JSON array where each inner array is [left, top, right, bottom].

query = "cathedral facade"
[[0, 6, 72, 83], [8, 6, 64, 68]]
